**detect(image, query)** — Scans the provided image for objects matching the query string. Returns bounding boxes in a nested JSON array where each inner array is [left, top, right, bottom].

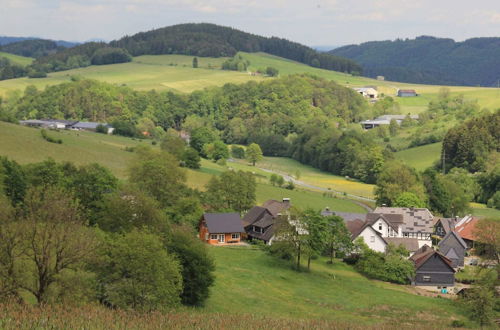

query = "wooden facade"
[[199, 213, 245, 246]]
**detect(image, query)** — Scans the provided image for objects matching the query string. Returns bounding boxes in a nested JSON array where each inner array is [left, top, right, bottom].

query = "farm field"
[[234, 156, 376, 199], [395, 142, 441, 171], [203, 246, 468, 327], [0, 122, 366, 213], [0, 52, 499, 115], [0, 51, 33, 66]]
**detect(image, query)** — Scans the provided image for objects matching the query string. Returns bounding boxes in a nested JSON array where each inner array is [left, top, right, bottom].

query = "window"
[[210, 234, 217, 240], [378, 224, 383, 231], [218, 234, 225, 243], [370, 236, 375, 242], [231, 233, 240, 239], [423, 276, 431, 282]]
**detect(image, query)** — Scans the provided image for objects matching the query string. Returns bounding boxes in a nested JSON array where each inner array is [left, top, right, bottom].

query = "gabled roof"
[[384, 237, 419, 252], [366, 212, 403, 232], [434, 217, 458, 234], [373, 207, 434, 233], [346, 219, 367, 239], [445, 248, 459, 260], [202, 213, 244, 234], [262, 199, 290, 217], [242, 206, 268, 227], [455, 217, 479, 241], [252, 213, 274, 228], [410, 245, 455, 272], [438, 231, 468, 249], [332, 211, 367, 222]]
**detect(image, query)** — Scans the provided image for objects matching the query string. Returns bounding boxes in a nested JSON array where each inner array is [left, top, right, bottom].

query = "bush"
[[95, 124, 108, 134], [27, 70, 47, 78], [91, 47, 132, 65], [450, 320, 465, 328], [231, 145, 245, 159], [41, 129, 62, 144]]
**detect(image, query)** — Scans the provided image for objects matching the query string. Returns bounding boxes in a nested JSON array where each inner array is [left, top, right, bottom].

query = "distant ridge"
[[330, 36, 500, 86], [0, 36, 78, 48]]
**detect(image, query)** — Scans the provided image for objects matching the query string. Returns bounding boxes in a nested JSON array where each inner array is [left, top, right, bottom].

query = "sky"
[[2, 0, 500, 47]]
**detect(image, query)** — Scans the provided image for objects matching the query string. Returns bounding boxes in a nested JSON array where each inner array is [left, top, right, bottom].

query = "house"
[[243, 198, 291, 244], [348, 214, 420, 254], [397, 89, 417, 97], [454, 215, 479, 249], [199, 213, 245, 245], [70, 121, 114, 134], [353, 87, 378, 100], [20, 119, 67, 129], [373, 207, 434, 247], [434, 217, 459, 238], [359, 114, 418, 129], [438, 231, 467, 268], [410, 245, 455, 288]]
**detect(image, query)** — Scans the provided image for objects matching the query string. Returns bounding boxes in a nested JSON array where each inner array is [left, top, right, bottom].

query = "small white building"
[[353, 87, 378, 100]]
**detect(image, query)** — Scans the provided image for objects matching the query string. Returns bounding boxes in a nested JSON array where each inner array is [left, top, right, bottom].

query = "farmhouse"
[[243, 198, 291, 244], [454, 215, 479, 249], [397, 89, 417, 97], [20, 119, 68, 129], [353, 87, 378, 100], [438, 231, 467, 268], [359, 114, 418, 129], [410, 245, 455, 288], [70, 121, 115, 134], [199, 213, 245, 245], [433, 217, 459, 238], [348, 213, 420, 254]]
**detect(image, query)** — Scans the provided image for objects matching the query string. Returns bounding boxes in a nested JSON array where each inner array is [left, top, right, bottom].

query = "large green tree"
[[246, 143, 263, 166], [204, 170, 256, 213], [375, 161, 425, 206]]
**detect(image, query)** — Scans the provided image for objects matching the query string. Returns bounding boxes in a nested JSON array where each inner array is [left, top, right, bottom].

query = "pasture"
[[395, 142, 441, 171], [0, 52, 499, 115], [0, 51, 33, 66]]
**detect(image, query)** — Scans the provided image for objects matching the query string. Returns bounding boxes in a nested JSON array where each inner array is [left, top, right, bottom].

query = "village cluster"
[[200, 198, 481, 294]]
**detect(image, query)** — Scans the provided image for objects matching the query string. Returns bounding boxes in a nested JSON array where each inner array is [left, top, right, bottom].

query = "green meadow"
[[204, 246, 468, 327], [395, 142, 442, 171], [0, 52, 499, 115], [0, 122, 365, 213], [0, 51, 33, 66]]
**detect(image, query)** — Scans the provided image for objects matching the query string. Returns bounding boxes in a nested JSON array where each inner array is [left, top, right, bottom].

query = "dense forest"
[[110, 23, 361, 74], [330, 36, 500, 86], [0, 39, 64, 58]]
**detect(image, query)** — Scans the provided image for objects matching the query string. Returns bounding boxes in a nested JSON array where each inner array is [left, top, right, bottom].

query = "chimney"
[[282, 198, 290, 206]]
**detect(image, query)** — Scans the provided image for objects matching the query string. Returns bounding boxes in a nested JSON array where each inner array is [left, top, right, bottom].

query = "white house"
[[353, 87, 378, 100]]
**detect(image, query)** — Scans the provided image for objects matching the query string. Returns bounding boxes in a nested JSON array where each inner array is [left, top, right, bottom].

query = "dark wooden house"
[[243, 199, 290, 244], [410, 245, 455, 287], [438, 231, 467, 268]]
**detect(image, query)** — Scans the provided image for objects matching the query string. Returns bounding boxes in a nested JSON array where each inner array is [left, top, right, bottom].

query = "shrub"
[[95, 124, 108, 134], [231, 145, 245, 159], [41, 129, 62, 144]]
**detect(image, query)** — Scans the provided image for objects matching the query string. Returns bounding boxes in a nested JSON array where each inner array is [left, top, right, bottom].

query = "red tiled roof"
[[455, 217, 479, 241]]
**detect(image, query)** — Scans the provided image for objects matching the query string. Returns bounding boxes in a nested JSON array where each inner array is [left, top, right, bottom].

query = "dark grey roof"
[[43, 119, 79, 125], [242, 206, 268, 227], [331, 211, 366, 222], [252, 213, 274, 228], [366, 213, 402, 232], [262, 200, 290, 217], [203, 213, 244, 233], [439, 231, 468, 249], [71, 121, 109, 129]]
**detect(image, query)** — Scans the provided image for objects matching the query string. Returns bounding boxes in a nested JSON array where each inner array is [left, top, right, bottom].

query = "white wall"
[[358, 227, 386, 253]]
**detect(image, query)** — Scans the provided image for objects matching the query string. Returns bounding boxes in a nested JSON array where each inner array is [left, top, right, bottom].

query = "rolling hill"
[[1, 52, 500, 116], [330, 36, 500, 87], [0, 51, 33, 66]]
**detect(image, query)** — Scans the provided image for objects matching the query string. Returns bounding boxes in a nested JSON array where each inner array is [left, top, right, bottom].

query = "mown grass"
[[0, 51, 33, 66], [470, 203, 500, 219], [395, 142, 441, 171], [204, 246, 468, 327]]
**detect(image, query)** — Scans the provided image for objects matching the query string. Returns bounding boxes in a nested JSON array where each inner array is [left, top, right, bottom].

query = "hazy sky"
[[2, 0, 500, 46]]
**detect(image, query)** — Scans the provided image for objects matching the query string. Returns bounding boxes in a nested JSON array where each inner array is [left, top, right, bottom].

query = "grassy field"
[[234, 156, 375, 199], [204, 246, 468, 327], [395, 142, 441, 171], [0, 51, 33, 66], [0, 122, 366, 213], [0, 52, 499, 114], [0, 246, 472, 328]]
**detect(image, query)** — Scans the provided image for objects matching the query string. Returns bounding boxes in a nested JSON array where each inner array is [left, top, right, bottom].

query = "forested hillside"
[[0, 39, 64, 58], [110, 23, 361, 74], [330, 36, 500, 86]]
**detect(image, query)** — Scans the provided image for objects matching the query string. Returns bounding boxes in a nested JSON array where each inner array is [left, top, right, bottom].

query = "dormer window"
[[378, 224, 383, 231]]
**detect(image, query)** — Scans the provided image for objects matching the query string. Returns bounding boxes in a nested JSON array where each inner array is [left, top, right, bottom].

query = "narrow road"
[[247, 165, 376, 210]]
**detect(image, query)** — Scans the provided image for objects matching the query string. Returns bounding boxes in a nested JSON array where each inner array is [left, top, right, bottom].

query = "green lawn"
[[0, 51, 33, 66], [205, 246, 468, 327], [395, 142, 441, 171], [470, 203, 500, 219]]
